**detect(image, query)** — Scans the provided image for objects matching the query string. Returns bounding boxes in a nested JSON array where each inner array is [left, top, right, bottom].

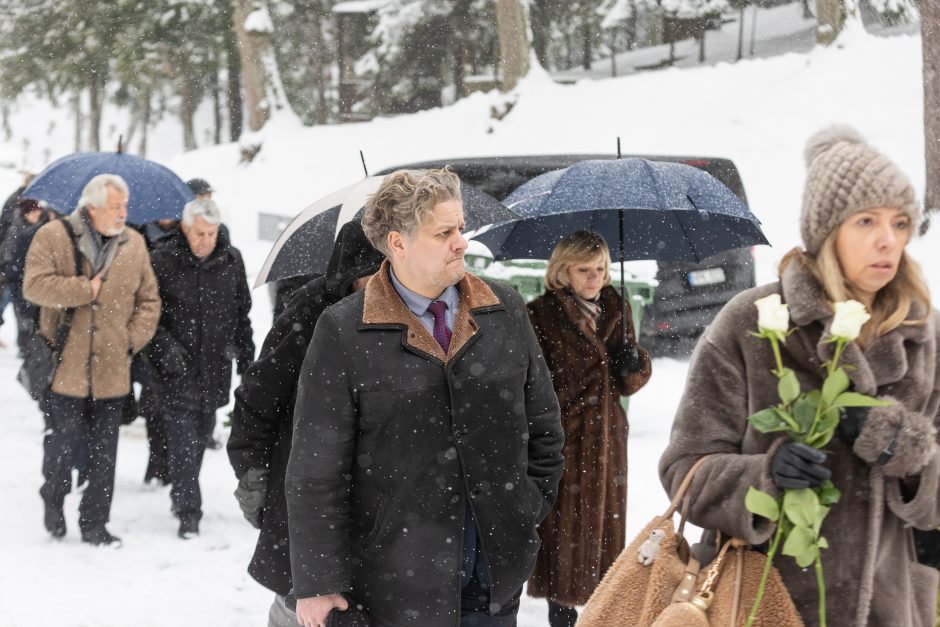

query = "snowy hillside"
[[1, 26, 937, 627]]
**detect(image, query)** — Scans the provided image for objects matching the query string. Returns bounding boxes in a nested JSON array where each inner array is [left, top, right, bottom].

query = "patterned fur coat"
[[527, 285, 652, 605]]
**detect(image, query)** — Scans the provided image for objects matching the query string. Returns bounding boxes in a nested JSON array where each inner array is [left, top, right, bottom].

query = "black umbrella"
[[471, 158, 769, 339], [256, 175, 517, 287]]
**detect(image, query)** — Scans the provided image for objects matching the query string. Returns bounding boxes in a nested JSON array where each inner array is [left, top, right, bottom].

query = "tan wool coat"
[[526, 285, 652, 605], [660, 260, 940, 627], [23, 216, 160, 399]]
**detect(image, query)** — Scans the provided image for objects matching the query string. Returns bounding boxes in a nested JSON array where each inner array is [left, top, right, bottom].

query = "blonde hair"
[[779, 235, 930, 347], [362, 168, 462, 255], [544, 231, 612, 292]]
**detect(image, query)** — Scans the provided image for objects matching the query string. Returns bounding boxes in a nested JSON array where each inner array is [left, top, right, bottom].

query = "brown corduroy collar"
[[361, 260, 503, 364]]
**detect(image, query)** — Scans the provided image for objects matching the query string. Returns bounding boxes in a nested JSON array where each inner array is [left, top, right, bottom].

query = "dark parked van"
[[377, 155, 756, 356]]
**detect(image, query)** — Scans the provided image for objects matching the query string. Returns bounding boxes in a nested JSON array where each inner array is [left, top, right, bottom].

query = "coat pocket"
[[359, 492, 389, 549]]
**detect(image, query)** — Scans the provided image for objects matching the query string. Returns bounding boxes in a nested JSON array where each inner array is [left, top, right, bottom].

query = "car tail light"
[[656, 323, 672, 331], [750, 245, 757, 262]]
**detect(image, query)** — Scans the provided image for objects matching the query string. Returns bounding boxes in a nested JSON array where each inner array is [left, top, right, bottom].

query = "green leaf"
[[821, 368, 849, 407], [783, 488, 821, 528], [808, 428, 836, 448], [745, 486, 780, 521], [818, 536, 829, 549], [793, 396, 816, 436], [817, 481, 841, 506], [748, 408, 790, 433], [782, 525, 817, 567], [778, 369, 801, 405], [831, 392, 894, 408], [820, 407, 840, 430]]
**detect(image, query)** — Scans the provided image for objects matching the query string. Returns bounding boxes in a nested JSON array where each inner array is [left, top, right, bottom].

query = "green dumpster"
[[466, 253, 656, 412]]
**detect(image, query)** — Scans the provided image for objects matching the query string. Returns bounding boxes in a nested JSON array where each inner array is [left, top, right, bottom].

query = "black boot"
[[548, 600, 578, 627], [43, 501, 66, 538], [178, 514, 200, 539], [81, 526, 122, 547]]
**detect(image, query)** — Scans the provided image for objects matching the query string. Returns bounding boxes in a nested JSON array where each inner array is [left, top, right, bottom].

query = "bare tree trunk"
[[453, 0, 471, 99], [226, 35, 243, 141], [213, 72, 222, 145], [529, 0, 550, 68], [610, 32, 618, 77], [232, 0, 270, 135], [88, 76, 102, 152], [496, 0, 530, 92], [737, 6, 745, 61], [815, 0, 842, 44], [923, 0, 940, 232], [139, 90, 151, 157], [581, 2, 593, 70], [313, 5, 328, 125], [73, 91, 83, 151], [180, 80, 198, 151]]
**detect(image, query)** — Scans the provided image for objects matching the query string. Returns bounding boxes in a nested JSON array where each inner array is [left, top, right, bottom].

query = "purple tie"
[[427, 300, 451, 353]]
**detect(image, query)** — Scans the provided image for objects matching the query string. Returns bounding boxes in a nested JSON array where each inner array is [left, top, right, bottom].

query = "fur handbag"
[[579, 456, 803, 627]]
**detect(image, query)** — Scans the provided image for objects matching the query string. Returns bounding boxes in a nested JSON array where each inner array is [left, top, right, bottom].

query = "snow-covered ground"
[[1, 23, 938, 627]]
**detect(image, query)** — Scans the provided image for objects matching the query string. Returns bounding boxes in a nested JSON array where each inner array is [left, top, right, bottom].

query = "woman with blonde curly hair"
[[526, 230, 652, 627]]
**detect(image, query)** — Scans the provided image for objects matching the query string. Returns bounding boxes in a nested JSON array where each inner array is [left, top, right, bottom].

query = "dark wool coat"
[[525, 286, 652, 605], [23, 216, 160, 399], [659, 260, 940, 627], [227, 221, 384, 597], [286, 262, 565, 626], [147, 229, 254, 413]]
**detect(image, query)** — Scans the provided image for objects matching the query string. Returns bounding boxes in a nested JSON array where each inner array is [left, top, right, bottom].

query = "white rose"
[[830, 300, 871, 341], [754, 294, 790, 334]]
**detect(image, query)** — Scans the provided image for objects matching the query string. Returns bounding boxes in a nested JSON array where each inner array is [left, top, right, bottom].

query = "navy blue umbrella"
[[474, 158, 767, 262], [472, 158, 769, 338], [24, 151, 194, 223]]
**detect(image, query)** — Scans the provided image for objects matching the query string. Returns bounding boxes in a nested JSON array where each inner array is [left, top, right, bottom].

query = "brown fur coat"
[[526, 285, 652, 605], [659, 260, 940, 627]]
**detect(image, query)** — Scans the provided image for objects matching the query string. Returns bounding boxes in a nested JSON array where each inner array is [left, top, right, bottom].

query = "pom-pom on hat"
[[800, 124, 919, 254]]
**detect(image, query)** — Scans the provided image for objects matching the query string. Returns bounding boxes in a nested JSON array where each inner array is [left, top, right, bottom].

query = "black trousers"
[[40, 392, 124, 531], [164, 408, 214, 519]]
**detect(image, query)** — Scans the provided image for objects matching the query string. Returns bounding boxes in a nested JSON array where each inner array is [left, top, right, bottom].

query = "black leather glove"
[[610, 342, 642, 375], [771, 442, 831, 489], [837, 406, 870, 446], [234, 468, 269, 529]]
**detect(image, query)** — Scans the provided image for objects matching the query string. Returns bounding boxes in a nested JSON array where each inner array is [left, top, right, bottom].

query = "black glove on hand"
[[234, 468, 269, 529], [610, 342, 642, 375], [771, 442, 831, 489], [837, 406, 870, 446]]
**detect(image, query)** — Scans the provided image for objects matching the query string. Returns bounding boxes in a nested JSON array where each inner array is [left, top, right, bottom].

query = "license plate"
[[688, 267, 726, 287]]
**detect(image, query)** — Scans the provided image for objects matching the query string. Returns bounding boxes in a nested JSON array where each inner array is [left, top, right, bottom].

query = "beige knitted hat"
[[800, 125, 919, 254]]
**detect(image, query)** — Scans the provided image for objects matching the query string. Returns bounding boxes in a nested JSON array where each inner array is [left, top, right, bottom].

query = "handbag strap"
[[661, 454, 713, 524], [52, 220, 85, 356]]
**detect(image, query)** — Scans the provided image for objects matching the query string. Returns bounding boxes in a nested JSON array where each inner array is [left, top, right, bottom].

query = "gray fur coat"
[[659, 260, 940, 627]]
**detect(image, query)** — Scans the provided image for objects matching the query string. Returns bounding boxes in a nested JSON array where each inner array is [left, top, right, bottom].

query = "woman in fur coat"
[[660, 125, 940, 626], [526, 230, 652, 627]]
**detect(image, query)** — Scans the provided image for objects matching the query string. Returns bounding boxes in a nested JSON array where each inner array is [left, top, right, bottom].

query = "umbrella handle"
[[619, 208, 627, 343]]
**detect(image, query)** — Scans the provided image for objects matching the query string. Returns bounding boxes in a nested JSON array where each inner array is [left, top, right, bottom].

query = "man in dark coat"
[[227, 221, 383, 627], [0, 198, 52, 353], [286, 169, 565, 627], [148, 198, 254, 539], [0, 172, 33, 345]]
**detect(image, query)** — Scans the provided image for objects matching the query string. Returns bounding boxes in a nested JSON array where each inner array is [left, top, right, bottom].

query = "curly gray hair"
[[361, 168, 462, 255]]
